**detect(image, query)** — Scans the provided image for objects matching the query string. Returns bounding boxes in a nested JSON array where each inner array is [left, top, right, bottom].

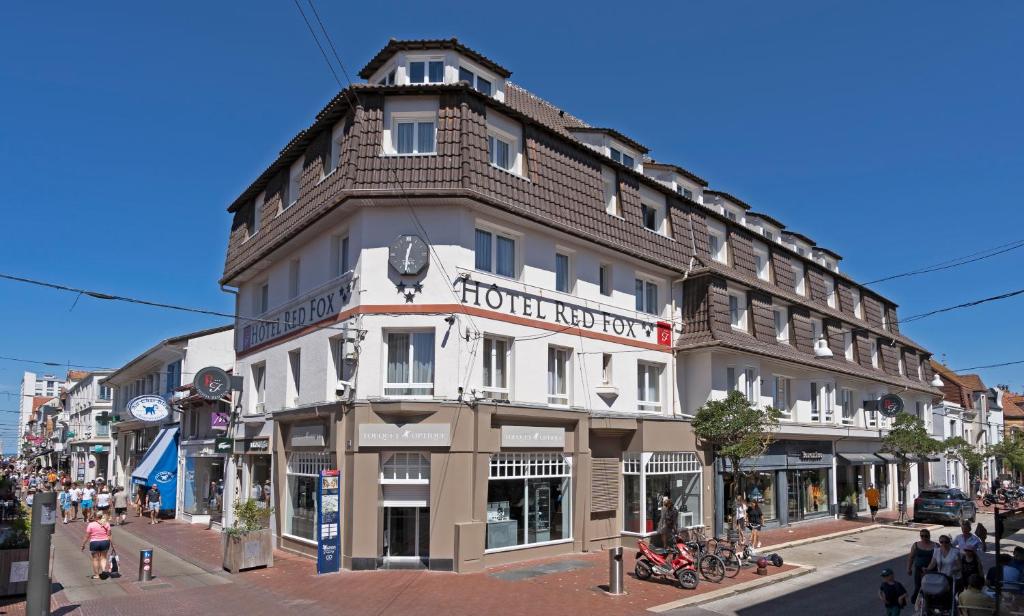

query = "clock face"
[[388, 234, 429, 275]]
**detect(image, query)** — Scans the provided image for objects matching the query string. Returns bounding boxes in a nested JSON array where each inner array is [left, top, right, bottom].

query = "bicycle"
[[688, 527, 741, 579]]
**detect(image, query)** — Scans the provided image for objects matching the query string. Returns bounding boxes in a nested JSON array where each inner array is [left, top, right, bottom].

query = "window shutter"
[[591, 458, 619, 512]]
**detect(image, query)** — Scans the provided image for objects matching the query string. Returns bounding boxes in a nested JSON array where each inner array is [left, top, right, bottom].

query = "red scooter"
[[635, 535, 701, 589]]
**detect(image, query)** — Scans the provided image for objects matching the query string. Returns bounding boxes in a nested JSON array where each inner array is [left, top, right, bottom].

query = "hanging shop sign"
[[194, 366, 231, 401], [316, 469, 341, 575], [126, 395, 171, 422], [358, 423, 451, 447], [210, 411, 230, 431], [878, 394, 904, 418], [238, 278, 354, 352], [458, 279, 671, 347], [214, 438, 233, 455], [500, 426, 565, 448]]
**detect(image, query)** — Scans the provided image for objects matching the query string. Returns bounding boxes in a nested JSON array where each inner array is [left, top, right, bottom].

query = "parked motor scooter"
[[635, 535, 701, 589]]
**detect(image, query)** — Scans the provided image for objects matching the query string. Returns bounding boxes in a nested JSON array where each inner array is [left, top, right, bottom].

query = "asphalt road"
[[668, 516, 1004, 616]]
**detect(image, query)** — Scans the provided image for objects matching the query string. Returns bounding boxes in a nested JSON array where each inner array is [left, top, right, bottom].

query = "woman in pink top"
[[81, 512, 113, 579]]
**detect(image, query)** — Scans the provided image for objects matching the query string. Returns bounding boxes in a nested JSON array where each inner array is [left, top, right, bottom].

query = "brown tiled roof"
[[564, 126, 649, 154], [931, 361, 969, 406], [782, 230, 817, 246], [358, 38, 512, 79], [1003, 392, 1024, 419], [958, 373, 987, 392], [503, 83, 590, 136], [644, 161, 708, 187], [705, 190, 752, 210], [815, 247, 843, 261], [747, 211, 785, 229]]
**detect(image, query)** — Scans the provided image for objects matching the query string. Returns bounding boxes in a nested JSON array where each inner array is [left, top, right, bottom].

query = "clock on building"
[[388, 234, 429, 275]]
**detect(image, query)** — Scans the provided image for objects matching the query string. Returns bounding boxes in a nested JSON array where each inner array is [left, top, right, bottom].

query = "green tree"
[[881, 414, 943, 522], [989, 434, 1024, 476], [692, 390, 782, 532], [944, 436, 985, 491]]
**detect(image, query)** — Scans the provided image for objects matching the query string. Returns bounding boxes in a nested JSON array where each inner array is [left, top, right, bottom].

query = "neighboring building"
[[217, 38, 939, 572], [106, 325, 233, 517], [174, 377, 233, 528], [18, 371, 60, 441], [63, 371, 114, 484]]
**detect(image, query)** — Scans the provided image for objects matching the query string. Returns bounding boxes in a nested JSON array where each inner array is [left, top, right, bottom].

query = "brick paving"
[[9, 511, 940, 615]]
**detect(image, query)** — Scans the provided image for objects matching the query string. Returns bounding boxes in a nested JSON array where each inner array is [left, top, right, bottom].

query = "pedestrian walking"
[[69, 482, 81, 522], [95, 485, 111, 519], [747, 500, 764, 548], [112, 487, 128, 526], [146, 484, 161, 524], [878, 568, 908, 615], [81, 512, 113, 580], [959, 545, 982, 594], [134, 485, 146, 517], [81, 482, 96, 522], [657, 495, 678, 549], [733, 494, 747, 545], [866, 483, 881, 522], [953, 522, 983, 554], [59, 488, 71, 524], [927, 535, 961, 578], [907, 528, 936, 604]]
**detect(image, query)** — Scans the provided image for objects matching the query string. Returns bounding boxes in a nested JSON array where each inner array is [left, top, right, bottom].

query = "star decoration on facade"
[[395, 282, 406, 293], [404, 292, 416, 303], [413, 282, 423, 293]]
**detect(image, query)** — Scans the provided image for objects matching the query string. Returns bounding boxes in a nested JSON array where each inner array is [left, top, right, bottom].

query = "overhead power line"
[[0, 356, 113, 370], [864, 238, 1024, 285], [897, 287, 1024, 324], [950, 359, 1024, 373]]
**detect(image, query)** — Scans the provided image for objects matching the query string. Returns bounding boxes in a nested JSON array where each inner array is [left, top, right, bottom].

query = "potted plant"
[[221, 498, 273, 573], [0, 501, 32, 596]]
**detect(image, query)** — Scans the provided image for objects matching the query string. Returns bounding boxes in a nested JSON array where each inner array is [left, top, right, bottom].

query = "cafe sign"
[[239, 277, 354, 352], [459, 279, 671, 347], [358, 423, 451, 447]]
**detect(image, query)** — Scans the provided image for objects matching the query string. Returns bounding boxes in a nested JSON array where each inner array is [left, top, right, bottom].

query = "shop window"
[[623, 452, 702, 534], [637, 362, 663, 413], [486, 453, 572, 551], [183, 456, 225, 518], [482, 335, 510, 400], [285, 451, 331, 542], [385, 331, 435, 397], [727, 471, 776, 523], [381, 453, 430, 483]]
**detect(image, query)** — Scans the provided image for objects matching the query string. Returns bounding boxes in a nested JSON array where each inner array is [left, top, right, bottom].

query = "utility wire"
[[864, 238, 1024, 285], [950, 359, 1024, 373], [0, 356, 113, 370], [897, 287, 1024, 324]]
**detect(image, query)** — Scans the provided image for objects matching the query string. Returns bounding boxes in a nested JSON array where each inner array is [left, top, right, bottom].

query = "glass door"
[[786, 470, 800, 521], [384, 507, 430, 561]]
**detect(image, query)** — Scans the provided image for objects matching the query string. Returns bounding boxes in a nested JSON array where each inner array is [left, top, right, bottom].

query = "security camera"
[[444, 315, 456, 325]]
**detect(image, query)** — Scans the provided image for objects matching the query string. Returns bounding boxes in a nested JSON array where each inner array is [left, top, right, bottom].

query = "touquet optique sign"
[[459, 279, 671, 346]]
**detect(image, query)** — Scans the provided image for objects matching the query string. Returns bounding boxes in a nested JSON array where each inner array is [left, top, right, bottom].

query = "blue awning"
[[131, 426, 179, 511]]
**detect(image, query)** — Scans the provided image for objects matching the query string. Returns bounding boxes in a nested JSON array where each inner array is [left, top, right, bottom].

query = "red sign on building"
[[656, 322, 672, 347]]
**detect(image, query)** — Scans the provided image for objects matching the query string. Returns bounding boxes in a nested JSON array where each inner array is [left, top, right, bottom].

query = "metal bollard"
[[139, 549, 154, 581], [608, 546, 624, 595]]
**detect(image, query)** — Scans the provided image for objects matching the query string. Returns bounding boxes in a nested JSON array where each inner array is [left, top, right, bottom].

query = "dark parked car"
[[913, 487, 977, 525]]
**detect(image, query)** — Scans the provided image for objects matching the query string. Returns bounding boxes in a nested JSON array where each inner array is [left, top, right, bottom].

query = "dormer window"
[[458, 66, 492, 95], [610, 147, 635, 169], [409, 60, 444, 84], [377, 68, 396, 85], [641, 204, 657, 231]]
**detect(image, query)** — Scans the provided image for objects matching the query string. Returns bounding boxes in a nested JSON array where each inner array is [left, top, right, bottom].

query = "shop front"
[[835, 442, 892, 517], [715, 439, 834, 534], [275, 415, 335, 558], [69, 442, 110, 484], [179, 442, 227, 526]]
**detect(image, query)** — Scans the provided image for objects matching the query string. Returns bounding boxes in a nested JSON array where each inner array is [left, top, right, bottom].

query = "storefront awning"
[[876, 453, 897, 463], [130, 426, 179, 510], [838, 453, 884, 464]]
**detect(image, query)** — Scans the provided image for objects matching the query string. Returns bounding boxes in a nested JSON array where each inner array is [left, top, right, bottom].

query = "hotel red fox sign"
[[460, 279, 672, 348]]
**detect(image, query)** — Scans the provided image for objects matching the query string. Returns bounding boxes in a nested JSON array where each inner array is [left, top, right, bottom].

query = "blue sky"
[[1, 2, 1022, 449]]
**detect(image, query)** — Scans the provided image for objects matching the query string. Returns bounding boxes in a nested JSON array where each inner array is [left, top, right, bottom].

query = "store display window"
[[485, 453, 571, 551], [285, 451, 331, 541], [623, 452, 703, 534]]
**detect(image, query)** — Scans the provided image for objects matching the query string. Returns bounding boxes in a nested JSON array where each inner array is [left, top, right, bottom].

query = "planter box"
[[0, 548, 31, 596], [221, 528, 274, 573]]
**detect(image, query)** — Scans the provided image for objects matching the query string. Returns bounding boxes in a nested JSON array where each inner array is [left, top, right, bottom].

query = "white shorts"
[[148, 501, 160, 512]]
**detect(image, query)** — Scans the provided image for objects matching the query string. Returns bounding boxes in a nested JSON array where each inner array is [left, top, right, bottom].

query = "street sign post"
[[316, 470, 341, 575], [27, 491, 56, 616]]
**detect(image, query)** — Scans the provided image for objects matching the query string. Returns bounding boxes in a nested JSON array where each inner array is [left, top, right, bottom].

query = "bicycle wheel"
[[699, 554, 726, 583], [717, 548, 741, 578]]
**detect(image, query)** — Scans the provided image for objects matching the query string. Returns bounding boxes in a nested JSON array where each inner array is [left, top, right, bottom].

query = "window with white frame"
[[252, 191, 264, 237], [729, 293, 747, 331], [852, 288, 863, 319], [555, 252, 572, 293], [458, 66, 492, 95], [251, 363, 266, 414], [623, 452, 702, 533], [475, 228, 516, 278], [773, 376, 791, 418], [609, 147, 635, 168], [331, 234, 350, 277], [488, 133, 514, 171], [547, 346, 571, 406], [601, 353, 613, 384], [385, 331, 435, 397], [753, 243, 771, 281], [637, 362, 663, 412], [285, 158, 302, 210], [774, 308, 789, 343], [743, 368, 758, 405], [381, 452, 430, 483], [727, 367, 738, 393], [871, 338, 879, 368], [599, 264, 612, 296], [811, 317, 823, 343], [328, 121, 345, 174], [409, 59, 444, 84], [287, 349, 301, 406], [635, 278, 658, 315], [486, 453, 572, 550], [824, 274, 837, 308], [602, 166, 621, 216], [286, 451, 331, 541], [841, 388, 854, 424], [482, 336, 510, 400], [707, 223, 727, 264], [641, 203, 657, 232], [844, 331, 854, 361], [810, 381, 820, 421], [793, 261, 806, 296], [376, 67, 396, 85], [257, 282, 269, 315], [393, 115, 436, 155], [822, 383, 834, 423]]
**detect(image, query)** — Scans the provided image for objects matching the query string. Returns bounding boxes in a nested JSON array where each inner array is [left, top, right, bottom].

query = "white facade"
[[18, 371, 60, 439], [64, 372, 114, 483]]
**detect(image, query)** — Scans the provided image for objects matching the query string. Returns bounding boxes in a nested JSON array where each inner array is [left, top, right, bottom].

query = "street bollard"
[[139, 549, 154, 581], [608, 546, 624, 595]]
